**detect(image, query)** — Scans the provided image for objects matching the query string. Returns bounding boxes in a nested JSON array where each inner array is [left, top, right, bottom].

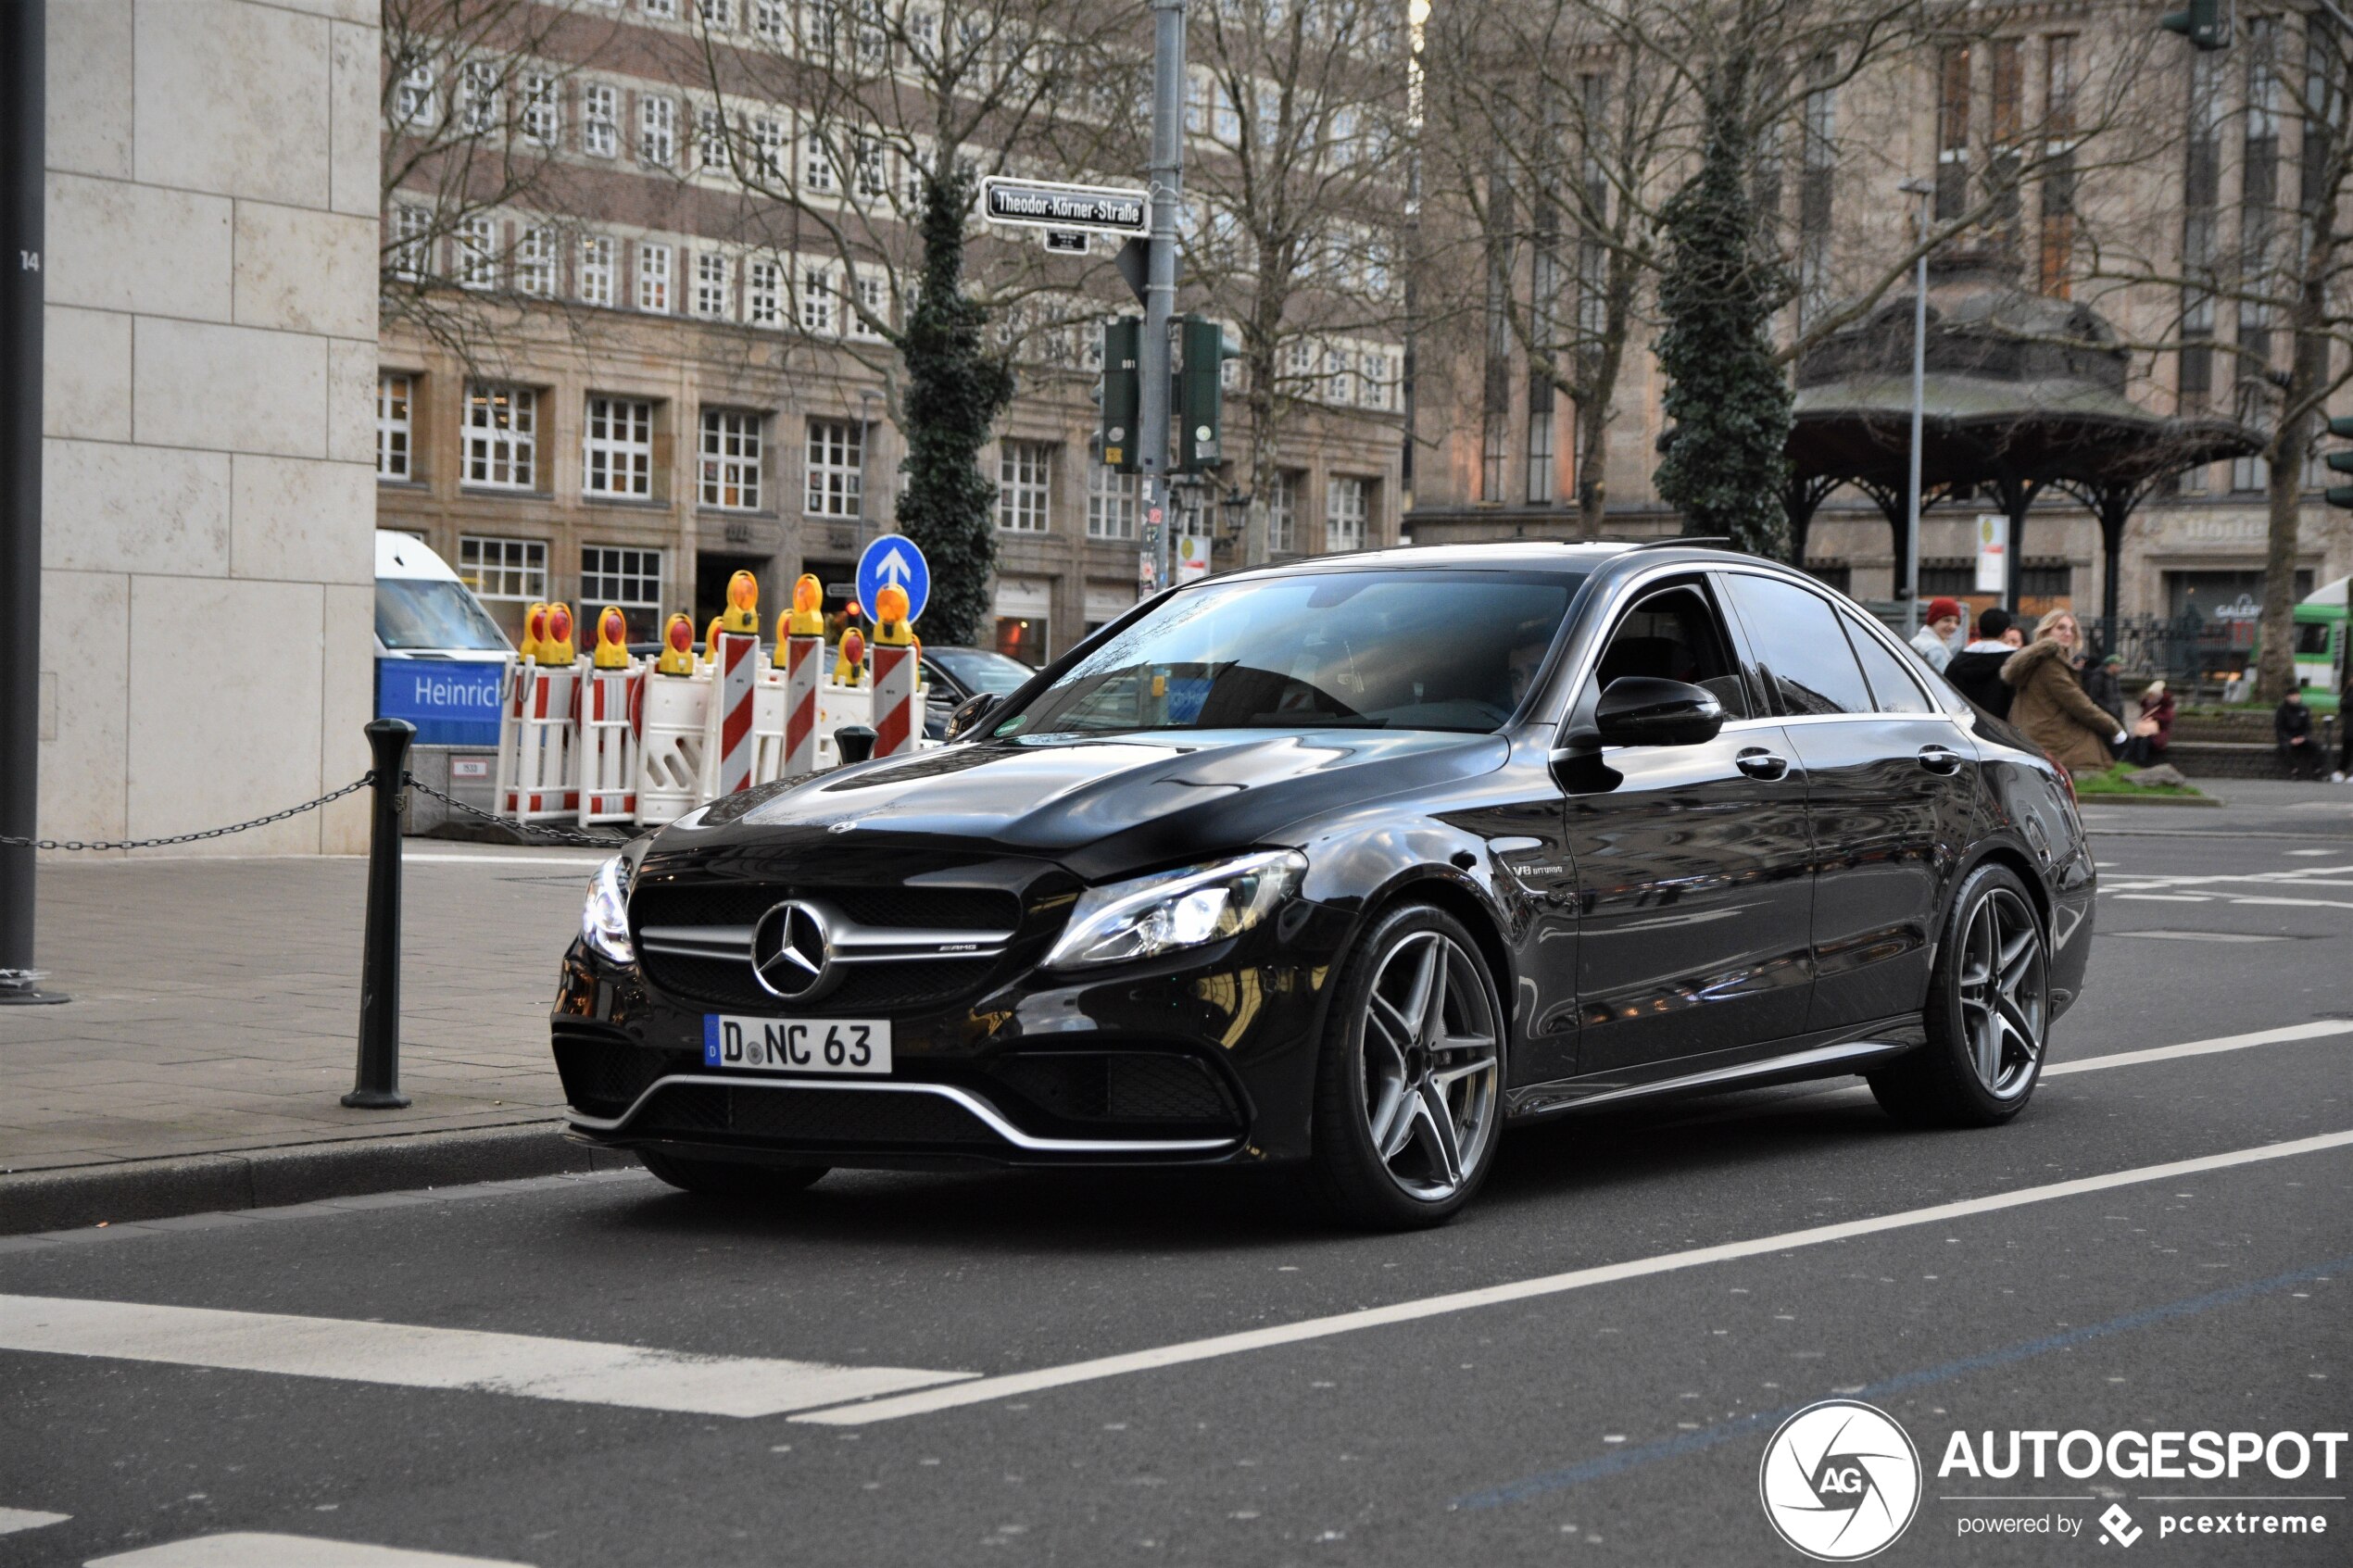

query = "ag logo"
[[1758, 1399, 1921, 1561]]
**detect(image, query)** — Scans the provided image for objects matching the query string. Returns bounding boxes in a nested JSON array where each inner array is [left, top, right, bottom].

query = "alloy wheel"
[[1955, 886, 2045, 1099], [1358, 929, 1501, 1201]]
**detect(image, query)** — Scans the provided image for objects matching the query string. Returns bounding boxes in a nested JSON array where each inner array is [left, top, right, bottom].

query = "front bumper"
[[549, 897, 1353, 1170]]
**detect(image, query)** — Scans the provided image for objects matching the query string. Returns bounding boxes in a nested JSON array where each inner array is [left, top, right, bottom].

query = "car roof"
[[1217, 538, 1760, 581]]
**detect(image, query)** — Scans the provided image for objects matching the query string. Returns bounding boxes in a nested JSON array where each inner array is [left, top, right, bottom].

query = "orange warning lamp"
[[722, 570, 761, 633], [541, 602, 577, 664], [787, 573, 825, 636], [873, 584, 913, 647], [520, 601, 549, 662], [835, 626, 866, 685], [593, 607, 630, 669], [657, 612, 697, 675], [703, 615, 723, 662]]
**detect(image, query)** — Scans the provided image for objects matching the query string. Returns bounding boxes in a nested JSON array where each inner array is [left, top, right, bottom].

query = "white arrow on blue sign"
[[855, 533, 931, 624]]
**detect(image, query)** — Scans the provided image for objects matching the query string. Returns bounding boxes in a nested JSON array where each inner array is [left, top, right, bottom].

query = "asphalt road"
[[3, 816, 2349, 1568]]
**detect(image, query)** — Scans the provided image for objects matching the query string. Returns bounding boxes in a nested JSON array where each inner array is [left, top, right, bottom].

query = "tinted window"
[[996, 570, 1583, 736], [927, 646, 1034, 695], [1588, 584, 1751, 720], [1841, 611, 1936, 713], [1721, 573, 1873, 716]]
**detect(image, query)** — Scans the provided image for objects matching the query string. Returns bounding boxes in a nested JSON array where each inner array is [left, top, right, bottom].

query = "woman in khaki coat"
[[2000, 608, 2128, 772]]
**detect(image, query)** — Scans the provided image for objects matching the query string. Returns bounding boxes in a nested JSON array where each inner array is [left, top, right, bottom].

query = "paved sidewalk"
[[0, 845, 599, 1177]]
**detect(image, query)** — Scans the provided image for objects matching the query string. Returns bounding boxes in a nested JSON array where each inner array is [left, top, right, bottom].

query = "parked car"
[[552, 540, 2095, 1229]]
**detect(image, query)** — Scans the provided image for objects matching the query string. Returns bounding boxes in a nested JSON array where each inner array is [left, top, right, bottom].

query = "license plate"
[[703, 1015, 892, 1075]]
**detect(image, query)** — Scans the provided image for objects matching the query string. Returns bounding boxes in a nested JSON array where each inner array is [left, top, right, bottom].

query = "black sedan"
[[553, 541, 2095, 1228]]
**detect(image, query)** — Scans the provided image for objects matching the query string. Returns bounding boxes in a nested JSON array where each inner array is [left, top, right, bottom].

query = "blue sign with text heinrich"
[[375, 659, 506, 746]]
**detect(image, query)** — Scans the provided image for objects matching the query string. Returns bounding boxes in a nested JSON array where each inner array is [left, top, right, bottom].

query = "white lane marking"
[[2108, 931, 2287, 943], [89, 1536, 532, 1566], [0, 1297, 974, 1419], [792, 1130, 2353, 1425], [2045, 1019, 2353, 1077], [2229, 895, 2353, 910], [2101, 865, 2353, 893], [2113, 894, 2214, 903], [2288, 848, 2336, 857], [0, 1508, 69, 1537]]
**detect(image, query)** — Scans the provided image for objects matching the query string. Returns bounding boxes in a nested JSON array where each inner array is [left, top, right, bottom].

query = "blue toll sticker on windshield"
[[1164, 676, 1212, 723]]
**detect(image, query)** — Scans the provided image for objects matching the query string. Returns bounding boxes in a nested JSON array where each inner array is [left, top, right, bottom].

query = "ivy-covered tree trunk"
[[894, 169, 1016, 646], [1652, 55, 1793, 559]]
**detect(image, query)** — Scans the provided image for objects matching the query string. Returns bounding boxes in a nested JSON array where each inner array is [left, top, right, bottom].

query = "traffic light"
[[1098, 318, 1141, 473], [2323, 414, 2353, 509], [2158, 0, 2231, 51], [1176, 314, 1240, 472]]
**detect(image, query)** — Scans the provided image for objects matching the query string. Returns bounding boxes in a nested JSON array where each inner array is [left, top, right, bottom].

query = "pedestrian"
[[2277, 687, 2324, 779], [2122, 679, 2174, 767], [1909, 597, 1966, 673], [2001, 608, 2129, 772], [2083, 653, 2127, 723], [1945, 606, 2019, 719]]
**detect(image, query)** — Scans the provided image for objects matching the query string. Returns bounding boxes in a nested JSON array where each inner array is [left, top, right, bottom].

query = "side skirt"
[[1504, 1017, 1927, 1122]]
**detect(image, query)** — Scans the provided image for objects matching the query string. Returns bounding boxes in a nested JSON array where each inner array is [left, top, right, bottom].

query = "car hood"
[[654, 728, 1509, 882]]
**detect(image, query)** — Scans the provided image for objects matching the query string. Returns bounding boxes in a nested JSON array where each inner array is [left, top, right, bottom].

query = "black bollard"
[[345, 720, 414, 1110], [835, 724, 877, 765]]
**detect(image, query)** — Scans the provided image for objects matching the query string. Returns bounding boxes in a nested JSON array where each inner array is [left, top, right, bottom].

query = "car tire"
[[1305, 901, 1507, 1231], [1869, 861, 2049, 1128], [639, 1148, 829, 1198]]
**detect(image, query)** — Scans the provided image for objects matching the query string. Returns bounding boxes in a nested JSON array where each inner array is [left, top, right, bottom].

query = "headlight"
[[582, 855, 635, 965], [1042, 850, 1306, 971]]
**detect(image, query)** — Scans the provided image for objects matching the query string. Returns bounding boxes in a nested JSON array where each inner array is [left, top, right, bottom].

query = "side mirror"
[[1592, 676, 1724, 747], [945, 692, 1000, 741]]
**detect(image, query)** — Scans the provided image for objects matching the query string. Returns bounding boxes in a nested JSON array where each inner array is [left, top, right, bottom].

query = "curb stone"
[[0, 1123, 638, 1236]]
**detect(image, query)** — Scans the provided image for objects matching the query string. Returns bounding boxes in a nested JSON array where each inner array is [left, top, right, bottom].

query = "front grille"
[[988, 1051, 1240, 1127], [552, 1030, 699, 1119], [635, 952, 997, 1014], [628, 1082, 1000, 1147], [630, 882, 1019, 934]]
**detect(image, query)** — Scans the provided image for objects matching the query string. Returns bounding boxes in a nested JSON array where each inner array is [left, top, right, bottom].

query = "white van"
[[374, 531, 510, 757]]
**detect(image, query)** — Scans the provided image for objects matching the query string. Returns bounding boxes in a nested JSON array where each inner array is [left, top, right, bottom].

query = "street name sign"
[[980, 177, 1150, 236]]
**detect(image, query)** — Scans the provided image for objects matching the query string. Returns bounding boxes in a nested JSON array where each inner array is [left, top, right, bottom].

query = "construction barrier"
[[870, 583, 919, 759], [577, 607, 642, 824], [495, 603, 582, 822], [780, 573, 824, 778]]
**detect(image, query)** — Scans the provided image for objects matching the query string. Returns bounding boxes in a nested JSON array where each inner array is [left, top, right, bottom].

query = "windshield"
[[927, 646, 1034, 695], [993, 570, 1582, 737], [376, 577, 511, 653]]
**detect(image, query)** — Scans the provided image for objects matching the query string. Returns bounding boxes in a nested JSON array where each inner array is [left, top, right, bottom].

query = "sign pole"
[[1140, 0, 1187, 594]]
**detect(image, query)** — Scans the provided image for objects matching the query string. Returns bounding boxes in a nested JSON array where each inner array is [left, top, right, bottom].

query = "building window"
[[1087, 460, 1138, 539], [1267, 470, 1299, 553], [799, 267, 837, 333], [803, 130, 837, 192], [1326, 346, 1353, 405], [462, 384, 537, 490], [637, 242, 673, 313], [849, 272, 887, 339], [754, 0, 787, 42], [459, 535, 547, 608], [392, 204, 432, 281], [698, 0, 735, 28], [696, 106, 729, 173], [644, 0, 679, 17], [1326, 475, 1367, 553], [997, 441, 1053, 533], [396, 59, 437, 128], [748, 258, 783, 325], [1526, 376, 1556, 504], [459, 60, 499, 133], [1798, 67, 1836, 325], [579, 234, 615, 307], [693, 251, 731, 319], [2233, 451, 2271, 494], [1934, 45, 1969, 222], [515, 226, 556, 296], [581, 546, 663, 616], [805, 419, 863, 516], [377, 373, 414, 481], [584, 395, 656, 497], [521, 73, 559, 144], [700, 409, 761, 509], [2180, 49, 2225, 406], [456, 214, 497, 290], [752, 116, 787, 182], [1361, 349, 1396, 412], [2038, 34, 2077, 296], [641, 94, 676, 167], [582, 83, 618, 157], [2018, 562, 2072, 601], [851, 136, 889, 202]]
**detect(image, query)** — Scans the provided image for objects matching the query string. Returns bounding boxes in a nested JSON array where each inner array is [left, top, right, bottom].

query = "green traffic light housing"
[[2158, 0, 2232, 51], [1100, 318, 1142, 474], [1177, 315, 1241, 473]]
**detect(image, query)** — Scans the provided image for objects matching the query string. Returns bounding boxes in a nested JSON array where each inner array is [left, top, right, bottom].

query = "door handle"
[[1918, 746, 1965, 774], [1735, 746, 1790, 782]]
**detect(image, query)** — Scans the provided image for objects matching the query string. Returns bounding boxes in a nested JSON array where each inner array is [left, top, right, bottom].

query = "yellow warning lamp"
[[541, 602, 578, 665], [787, 573, 825, 635], [873, 584, 914, 647], [835, 626, 866, 685], [520, 601, 549, 662], [657, 613, 697, 675], [721, 570, 761, 633], [703, 616, 723, 663], [593, 607, 630, 670]]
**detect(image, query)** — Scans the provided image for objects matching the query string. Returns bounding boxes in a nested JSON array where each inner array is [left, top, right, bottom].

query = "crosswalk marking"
[[89, 1536, 532, 1566], [0, 1296, 974, 1419], [0, 1506, 69, 1537]]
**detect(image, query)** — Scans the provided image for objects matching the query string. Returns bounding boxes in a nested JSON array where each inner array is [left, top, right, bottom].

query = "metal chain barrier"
[[402, 773, 628, 849], [0, 773, 378, 852]]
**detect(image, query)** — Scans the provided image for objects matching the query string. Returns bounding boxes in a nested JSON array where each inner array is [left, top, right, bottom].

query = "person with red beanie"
[[1909, 596, 1966, 672]]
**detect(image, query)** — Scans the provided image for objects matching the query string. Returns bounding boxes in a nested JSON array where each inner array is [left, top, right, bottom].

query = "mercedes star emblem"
[[750, 900, 835, 1000]]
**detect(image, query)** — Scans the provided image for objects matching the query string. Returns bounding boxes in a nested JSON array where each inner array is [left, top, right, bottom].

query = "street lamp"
[[1219, 485, 1252, 539], [1898, 177, 1933, 636]]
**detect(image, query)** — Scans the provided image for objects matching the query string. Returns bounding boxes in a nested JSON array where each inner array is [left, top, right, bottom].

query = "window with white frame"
[[582, 83, 617, 157], [752, 116, 786, 181], [754, 0, 788, 42], [693, 251, 731, 319], [637, 242, 673, 312], [803, 128, 837, 192], [805, 419, 863, 516], [1087, 460, 1138, 539], [392, 205, 433, 281], [997, 441, 1053, 533], [583, 395, 655, 497], [697, 0, 734, 26], [579, 234, 615, 307], [515, 226, 556, 296], [377, 373, 414, 481], [581, 546, 663, 614], [456, 215, 497, 290], [801, 0, 838, 56], [1286, 338, 1315, 383], [851, 136, 888, 202], [1267, 470, 1300, 552], [521, 73, 559, 144], [1325, 474, 1368, 552], [695, 106, 728, 172], [856, 0, 887, 66], [799, 267, 837, 332], [1325, 346, 1353, 405], [699, 409, 762, 509], [1360, 348, 1396, 411], [748, 258, 784, 325], [462, 383, 537, 489], [640, 94, 676, 166], [459, 60, 499, 133], [459, 535, 547, 606], [849, 272, 887, 339], [396, 59, 437, 127], [644, 0, 678, 18]]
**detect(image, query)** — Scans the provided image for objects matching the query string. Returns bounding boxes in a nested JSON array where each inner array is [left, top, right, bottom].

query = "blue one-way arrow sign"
[[855, 533, 931, 624]]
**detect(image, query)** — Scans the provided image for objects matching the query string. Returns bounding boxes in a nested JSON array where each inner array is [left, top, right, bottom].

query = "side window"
[[1587, 583, 1751, 721], [1842, 610, 1936, 714], [1720, 573, 1873, 716]]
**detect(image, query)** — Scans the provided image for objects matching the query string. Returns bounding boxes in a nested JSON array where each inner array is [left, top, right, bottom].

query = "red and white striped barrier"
[[871, 642, 917, 759], [495, 660, 581, 822], [698, 631, 761, 799], [576, 665, 643, 825], [782, 631, 823, 777]]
